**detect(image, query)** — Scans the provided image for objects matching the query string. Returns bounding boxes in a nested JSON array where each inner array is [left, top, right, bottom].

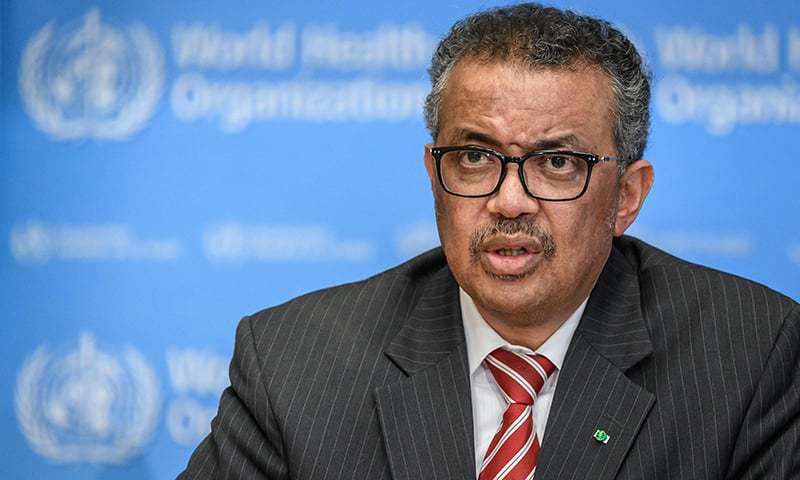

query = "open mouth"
[[480, 236, 543, 278], [495, 247, 528, 256]]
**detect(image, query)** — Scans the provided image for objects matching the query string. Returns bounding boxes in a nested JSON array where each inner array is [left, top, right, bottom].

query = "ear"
[[614, 159, 654, 237]]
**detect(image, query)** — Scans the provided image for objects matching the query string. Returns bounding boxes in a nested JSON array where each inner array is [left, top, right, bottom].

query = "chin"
[[472, 275, 549, 317], [481, 263, 539, 282]]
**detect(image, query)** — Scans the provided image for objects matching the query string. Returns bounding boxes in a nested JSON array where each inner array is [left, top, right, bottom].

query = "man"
[[180, 3, 799, 479]]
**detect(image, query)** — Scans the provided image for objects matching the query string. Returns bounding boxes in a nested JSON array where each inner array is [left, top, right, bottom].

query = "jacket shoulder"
[[239, 248, 450, 358], [617, 235, 796, 312]]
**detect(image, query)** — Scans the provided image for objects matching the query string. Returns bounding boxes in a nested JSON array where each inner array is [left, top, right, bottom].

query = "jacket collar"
[[384, 263, 466, 375], [576, 242, 653, 371]]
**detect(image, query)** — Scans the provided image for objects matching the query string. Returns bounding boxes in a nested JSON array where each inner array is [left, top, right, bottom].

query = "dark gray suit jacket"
[[180, 236, 800, 479]]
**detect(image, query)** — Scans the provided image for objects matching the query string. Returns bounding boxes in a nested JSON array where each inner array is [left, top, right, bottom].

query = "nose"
[[485, 164, 541, 219]]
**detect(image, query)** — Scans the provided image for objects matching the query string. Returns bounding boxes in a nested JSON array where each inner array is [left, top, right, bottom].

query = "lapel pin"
[[593, 429, 610, 444]]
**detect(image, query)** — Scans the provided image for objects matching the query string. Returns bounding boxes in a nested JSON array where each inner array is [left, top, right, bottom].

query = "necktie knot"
[[485, 348, 556, 406]]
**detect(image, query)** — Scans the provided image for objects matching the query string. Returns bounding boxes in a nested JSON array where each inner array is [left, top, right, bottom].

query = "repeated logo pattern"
[[15, 334, 161, 464], [19, 8, 164, 140]]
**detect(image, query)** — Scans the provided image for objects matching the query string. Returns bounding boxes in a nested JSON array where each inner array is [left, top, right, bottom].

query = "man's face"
[[425, 59, 638, 335]]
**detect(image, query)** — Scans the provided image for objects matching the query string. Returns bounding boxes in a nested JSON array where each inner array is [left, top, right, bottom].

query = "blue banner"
[[2, 1, 798, 478]]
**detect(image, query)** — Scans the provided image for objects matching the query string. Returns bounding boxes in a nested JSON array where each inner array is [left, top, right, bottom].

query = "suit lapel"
[[376, 265, 475, 480], [536, 244, 656, 480]]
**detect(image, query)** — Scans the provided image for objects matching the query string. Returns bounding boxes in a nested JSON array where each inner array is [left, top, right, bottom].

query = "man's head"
[[424, 2, 651, 164], [422, 3, 654, 347]]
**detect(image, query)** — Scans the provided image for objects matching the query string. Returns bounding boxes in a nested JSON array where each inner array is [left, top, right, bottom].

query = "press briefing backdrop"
[[2, 0, 799, 478]]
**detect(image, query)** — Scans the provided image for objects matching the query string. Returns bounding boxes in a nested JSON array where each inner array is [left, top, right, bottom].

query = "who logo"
[[15, 333, 161, 464], [19, 8, 164, 140]]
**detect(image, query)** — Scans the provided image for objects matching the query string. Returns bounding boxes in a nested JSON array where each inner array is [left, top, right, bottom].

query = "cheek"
[[435, 196, 482, 252], [545, 200, 612, 254], [551, 201, 616, 272], [568, 178, 619, 233]]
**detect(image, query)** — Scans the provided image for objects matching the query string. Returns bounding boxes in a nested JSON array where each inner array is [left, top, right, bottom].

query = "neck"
[[476, 299, 584, 351]]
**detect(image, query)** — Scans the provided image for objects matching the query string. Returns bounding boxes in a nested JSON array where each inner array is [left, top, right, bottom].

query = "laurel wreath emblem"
[[15, 339, 161, 464], [19, 9, 164, 140]]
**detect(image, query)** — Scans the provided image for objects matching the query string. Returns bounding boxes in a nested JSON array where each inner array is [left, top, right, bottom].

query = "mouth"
[[494, 247, 529, 256], [468, 219, 557, 280], [480, 236, 545, 278]]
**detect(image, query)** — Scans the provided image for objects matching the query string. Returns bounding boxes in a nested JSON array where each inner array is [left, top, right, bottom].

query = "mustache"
[[469, 218, 556, 259]]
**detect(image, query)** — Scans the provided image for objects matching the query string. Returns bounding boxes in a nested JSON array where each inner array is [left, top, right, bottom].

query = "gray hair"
[[424, 3, 651, 164]]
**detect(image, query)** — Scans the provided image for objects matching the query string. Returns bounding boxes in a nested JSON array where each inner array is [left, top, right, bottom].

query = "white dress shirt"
[[460, 288, 586, 477]]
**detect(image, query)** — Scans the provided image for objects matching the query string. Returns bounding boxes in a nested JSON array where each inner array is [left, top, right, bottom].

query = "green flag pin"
[[593, 429, 610, 444]]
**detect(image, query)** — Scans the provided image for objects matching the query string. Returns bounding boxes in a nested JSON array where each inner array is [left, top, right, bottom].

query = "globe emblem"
[[15, 333, 161, 464], [19, 8, 164, 140]]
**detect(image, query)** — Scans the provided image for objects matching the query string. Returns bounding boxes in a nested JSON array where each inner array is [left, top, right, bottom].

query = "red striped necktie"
[[479, 348, 556, 480]]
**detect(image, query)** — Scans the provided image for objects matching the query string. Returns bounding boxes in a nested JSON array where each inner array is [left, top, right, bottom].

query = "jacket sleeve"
[[726, 303, 800, 479], [178, 316, 288, 479]]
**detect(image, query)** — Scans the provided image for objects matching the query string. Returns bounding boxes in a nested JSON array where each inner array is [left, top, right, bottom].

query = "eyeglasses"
[[430, 145, 624, 201]]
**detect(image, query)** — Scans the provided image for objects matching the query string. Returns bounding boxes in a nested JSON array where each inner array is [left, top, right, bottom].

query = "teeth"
[[497, 248, 525, 256]]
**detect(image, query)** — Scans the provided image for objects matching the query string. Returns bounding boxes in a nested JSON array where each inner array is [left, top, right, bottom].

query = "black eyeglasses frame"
[[430, 145, 626, 202]]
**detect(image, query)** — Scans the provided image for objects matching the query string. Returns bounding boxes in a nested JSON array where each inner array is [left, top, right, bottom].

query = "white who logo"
[[15, 333, 161, 464], [19, 8, 164, 140]]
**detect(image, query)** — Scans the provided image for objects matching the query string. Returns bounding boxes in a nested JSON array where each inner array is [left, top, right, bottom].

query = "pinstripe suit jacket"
[[179, 236, 800, 479]]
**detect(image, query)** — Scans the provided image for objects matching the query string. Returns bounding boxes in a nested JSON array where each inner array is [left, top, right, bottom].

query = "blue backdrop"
[[2, 1, 799, 478]]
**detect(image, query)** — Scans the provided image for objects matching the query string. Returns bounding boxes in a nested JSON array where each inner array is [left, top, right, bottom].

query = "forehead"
[[437, 59, 616, 151]]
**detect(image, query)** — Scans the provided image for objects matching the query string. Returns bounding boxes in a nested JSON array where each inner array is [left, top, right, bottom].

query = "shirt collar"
[[460, 287, 586, 375]]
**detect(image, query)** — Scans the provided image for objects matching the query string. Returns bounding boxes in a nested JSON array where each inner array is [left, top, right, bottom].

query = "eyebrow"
[[529, 134, 583, 151], [451, 129, 585, 152]]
